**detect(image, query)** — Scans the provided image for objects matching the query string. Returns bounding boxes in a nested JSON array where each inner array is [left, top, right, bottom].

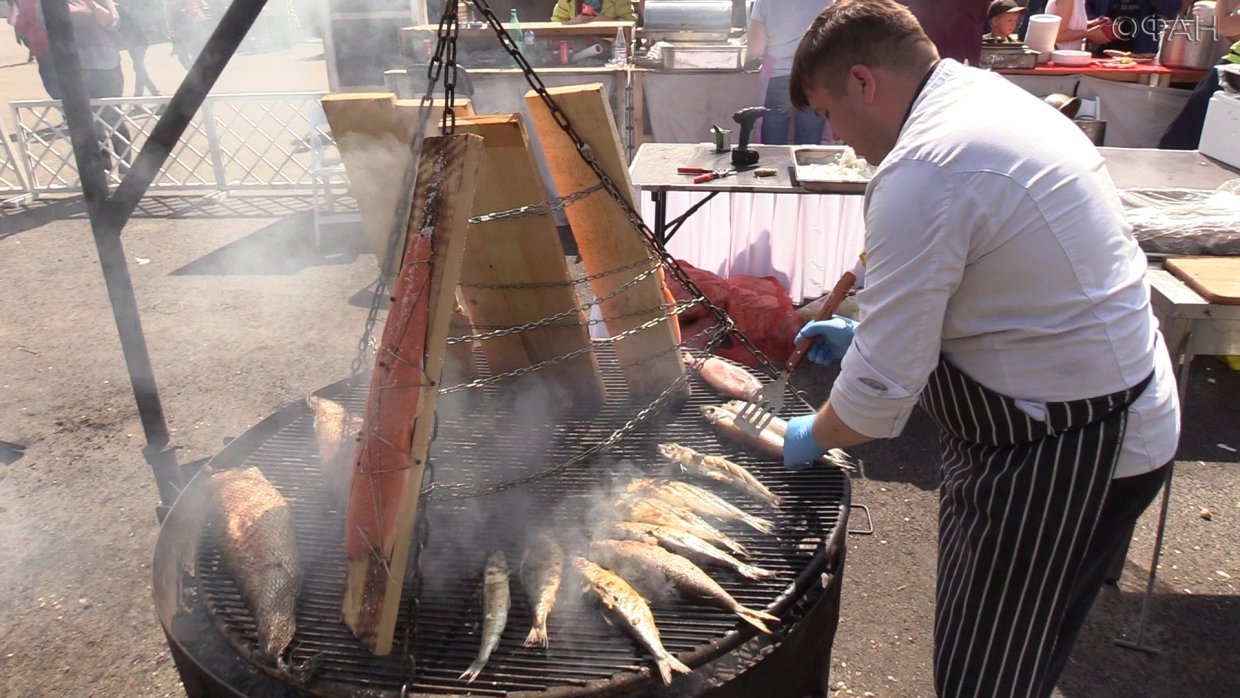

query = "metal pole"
[[40, 0, 272, 515]]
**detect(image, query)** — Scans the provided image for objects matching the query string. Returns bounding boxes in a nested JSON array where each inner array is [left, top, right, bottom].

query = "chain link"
[[460, 256, 650, 291], [427, 322, 730, 499], [468, 182, 603, 225], [447, 262, 663, 344]]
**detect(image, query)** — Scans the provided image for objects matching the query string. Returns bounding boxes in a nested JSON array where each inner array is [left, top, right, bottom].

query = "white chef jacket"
[[830, 59, 1179, 479]]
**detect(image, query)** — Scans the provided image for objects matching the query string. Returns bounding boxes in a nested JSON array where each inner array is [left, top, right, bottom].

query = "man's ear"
[[850, 65, 878, 104]]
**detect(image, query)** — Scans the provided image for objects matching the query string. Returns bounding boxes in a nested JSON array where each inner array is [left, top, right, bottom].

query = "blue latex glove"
[[794, 316, 856, 366], [783, 413, 826, 470]]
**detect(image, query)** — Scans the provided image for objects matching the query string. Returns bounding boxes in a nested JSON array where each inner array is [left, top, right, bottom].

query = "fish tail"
[[459, 659, 487, 683], [723, 538, 750, 557], [741, 513, 776, 534], [738, 563, 777, 580], [524, 623, 549, 648], [760, 490, 782, 507], [655, 653, 692, 684], [735, 606, 779, 634]]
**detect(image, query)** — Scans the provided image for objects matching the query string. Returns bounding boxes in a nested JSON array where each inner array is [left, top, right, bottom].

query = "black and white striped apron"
[[918, 359, 1153, 698]]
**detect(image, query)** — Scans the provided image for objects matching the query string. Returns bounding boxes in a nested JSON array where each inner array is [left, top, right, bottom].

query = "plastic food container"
[[1051, 49, 1092, 66]]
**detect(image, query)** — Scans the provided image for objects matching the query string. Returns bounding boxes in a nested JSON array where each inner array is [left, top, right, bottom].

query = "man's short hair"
[[789, 0, 938, 110]]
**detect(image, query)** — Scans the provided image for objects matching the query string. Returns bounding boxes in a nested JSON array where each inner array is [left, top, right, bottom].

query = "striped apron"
[[919, 359, 1153, 698]]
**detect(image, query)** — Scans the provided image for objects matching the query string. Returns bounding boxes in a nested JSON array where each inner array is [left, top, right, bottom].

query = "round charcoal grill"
[[154, 347, 851, 697]]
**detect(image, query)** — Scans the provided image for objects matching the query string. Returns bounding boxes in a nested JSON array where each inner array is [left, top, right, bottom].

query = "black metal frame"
[[40, 0, 272, 517]]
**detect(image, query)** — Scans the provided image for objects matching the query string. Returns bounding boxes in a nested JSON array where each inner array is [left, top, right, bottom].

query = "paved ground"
[[1, 26, 1237, 698]]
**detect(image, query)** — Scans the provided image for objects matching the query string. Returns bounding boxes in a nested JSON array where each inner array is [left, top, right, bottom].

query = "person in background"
[[115, 0, 161, 98], [68, 0, 132, 172], [782, 2, 1178, 697], [1018, 0, 1051, 38], [14, 0, 56, 95], [167, 0, 215, 70], [1160, 0, 1240, 148], [899, 0, 992, 65], [748, 0, 835, 145], [1045, 0, 1110, 49], [551, 0, 637, 23], [984, 0, 1026, 41], [1087, 0, 1184, 54]]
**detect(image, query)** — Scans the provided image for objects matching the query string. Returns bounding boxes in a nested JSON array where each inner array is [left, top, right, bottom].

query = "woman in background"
[[1046, 0, 1110, 49]]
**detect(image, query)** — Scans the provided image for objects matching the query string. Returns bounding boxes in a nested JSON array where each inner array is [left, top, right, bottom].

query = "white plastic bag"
[[1120, 179, 1240, 255]]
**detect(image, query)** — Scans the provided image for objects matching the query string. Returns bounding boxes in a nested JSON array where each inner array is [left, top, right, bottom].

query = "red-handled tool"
[[677, 166, 739, 184]]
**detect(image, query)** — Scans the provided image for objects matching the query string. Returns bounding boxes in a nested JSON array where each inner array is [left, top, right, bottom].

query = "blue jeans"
[[761, 74, 827, 145]]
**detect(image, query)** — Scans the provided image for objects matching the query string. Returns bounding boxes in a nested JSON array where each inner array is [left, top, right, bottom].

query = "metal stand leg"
[[652, 190, 667, 246], [1114, 463, 1174, 655]]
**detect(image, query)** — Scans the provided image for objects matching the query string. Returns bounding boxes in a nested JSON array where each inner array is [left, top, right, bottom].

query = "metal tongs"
[[734, 268, 858, 439]]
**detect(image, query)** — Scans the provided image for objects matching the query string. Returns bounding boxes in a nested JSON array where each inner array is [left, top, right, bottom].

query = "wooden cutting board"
[[1164, 257, 1240, 305]]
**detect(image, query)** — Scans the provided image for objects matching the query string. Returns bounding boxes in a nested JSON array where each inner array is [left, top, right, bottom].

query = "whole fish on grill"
[[520, 533, 563, 648], [208, 467, 302, 669], [714, 403, 860, 471], [701, 405, 857, 472], [461, 551, 511, 683], [618, 493, 749, 557], [603, 522, 776, 581], [682, 352, 763, 402], [657, 442, 781, 507], [589, 540, 780, 634], [307, 395, 363, 511], [571, 557, 691, 685], [625, 478, 776, 534]]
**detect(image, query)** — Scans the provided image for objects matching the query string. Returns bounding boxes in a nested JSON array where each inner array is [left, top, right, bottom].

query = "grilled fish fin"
[[459, 660, 487, 683], [736, 563, 777, 580], [741, 513, 776, 535], [524, 624, 549, 648], [655, 653, 692, 684], [735, 606, 780, 634]]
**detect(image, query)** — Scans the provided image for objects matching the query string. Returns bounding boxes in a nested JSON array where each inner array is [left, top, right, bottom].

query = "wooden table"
[[997, 62, 1208, 87], [629, 143, 824, 244]]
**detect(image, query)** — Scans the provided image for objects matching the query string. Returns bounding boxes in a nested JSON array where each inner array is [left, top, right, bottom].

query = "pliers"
[[677, 166, 740, 184]]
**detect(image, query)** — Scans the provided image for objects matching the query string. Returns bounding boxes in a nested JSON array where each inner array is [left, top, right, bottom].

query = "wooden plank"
[[455, 114, 605, 403], [1165, 257, 1240, 305], [525, 84, 685, 398], [321, 93, 475, 261], [342, 134, 484, 654]]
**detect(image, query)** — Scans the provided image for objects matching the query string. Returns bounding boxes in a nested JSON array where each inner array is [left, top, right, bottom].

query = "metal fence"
[[8, 92, 333, 196], [0, 113, 30, 199]]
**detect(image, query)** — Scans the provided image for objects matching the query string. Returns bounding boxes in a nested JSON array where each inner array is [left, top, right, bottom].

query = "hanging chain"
[[427, 322, 731, 499], [460, 256, 649, 291], [468, 182, 604, 224], [466, 0, 785, 381]]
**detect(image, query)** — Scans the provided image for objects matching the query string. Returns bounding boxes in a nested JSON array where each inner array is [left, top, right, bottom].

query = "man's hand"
[[794, 316, 856, 366], [784, 414, 827, 469], [566, 13, 596, 24]]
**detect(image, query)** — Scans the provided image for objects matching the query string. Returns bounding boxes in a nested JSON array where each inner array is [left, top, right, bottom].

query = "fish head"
[[485, 551, 509, 581], [699, 405, 722, 423], [656, 443, 684, 461]]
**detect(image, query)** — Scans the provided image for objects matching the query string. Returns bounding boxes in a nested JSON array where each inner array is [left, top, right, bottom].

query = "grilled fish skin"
[[657, 442, 781, 507], [520, 534, 563, 648], [571, 557, 691, 685], [617, 494, 750, 557], [209, 467, 302, 669], [719, 401, 787, 436], [682, 352, 763, 402], [307, 395, 363, 511], [603, 522, 776, 581], [625, 478, 776, 534], [589, 540, 780, 635], [461, 551, 511, 683]]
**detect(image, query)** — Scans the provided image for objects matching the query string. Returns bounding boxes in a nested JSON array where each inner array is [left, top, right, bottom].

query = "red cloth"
[[669, 261, 803, 368], [15, 0, 50, 57], [899, 0, 991, 67]]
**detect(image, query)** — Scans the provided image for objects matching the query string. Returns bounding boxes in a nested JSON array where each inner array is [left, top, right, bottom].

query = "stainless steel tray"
[[793, 146, 875, 194]]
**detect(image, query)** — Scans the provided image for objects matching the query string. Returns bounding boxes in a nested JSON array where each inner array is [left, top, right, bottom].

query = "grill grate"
[[198, 347, 848, 696]]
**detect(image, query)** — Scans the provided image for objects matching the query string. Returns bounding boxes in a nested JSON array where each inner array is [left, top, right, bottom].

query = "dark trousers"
[[1159, 66, 1221, 150], [126, 43, 160, 97], [82, 67, 132, 170]]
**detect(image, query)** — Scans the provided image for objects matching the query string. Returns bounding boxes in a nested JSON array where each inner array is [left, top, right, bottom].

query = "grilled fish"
[[710, 404, 858, 471], [589, 540, 780, 634], [603, 522, 776, 581], [657, 442, 780, 507], [625, 478, 776, 534], [209, 467, 302, 669], [572, 557, 691, 685], [520, 534, 563, 648], [307, 395, 363, 511], [682, 352, 763, 402], [618, 494, 749, 557], [461, 551, 511, 683]]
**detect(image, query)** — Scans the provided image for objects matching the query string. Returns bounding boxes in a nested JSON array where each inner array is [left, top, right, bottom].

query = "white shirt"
[[831, 60, 1179, 479], [1046, 0, 1089, 50], [750, 0, 835, 76]]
